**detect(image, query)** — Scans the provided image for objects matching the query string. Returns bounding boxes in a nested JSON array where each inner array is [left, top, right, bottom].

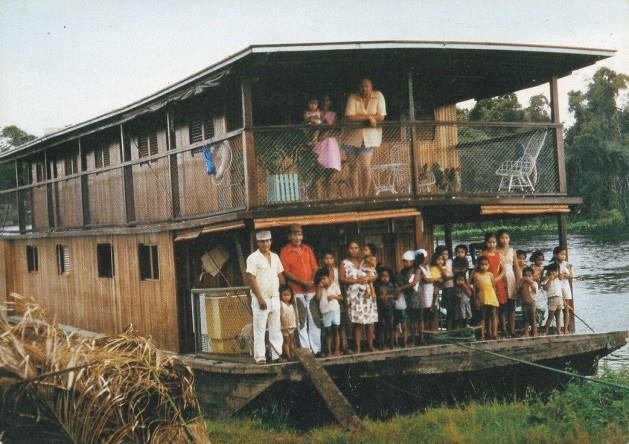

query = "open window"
[[97, 243, 114, 278], [56, 244, 71, 274], [138, 243, 159, 280], [26, 245, 38, 272]]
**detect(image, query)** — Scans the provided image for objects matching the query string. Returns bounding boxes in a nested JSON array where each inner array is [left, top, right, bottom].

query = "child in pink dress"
[[313, 95, 341, 197]]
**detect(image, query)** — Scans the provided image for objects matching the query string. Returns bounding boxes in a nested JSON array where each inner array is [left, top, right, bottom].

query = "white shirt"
[[344, 91, 387, 148], [246, 249, 284, 299], [319, 282, 341, 314]]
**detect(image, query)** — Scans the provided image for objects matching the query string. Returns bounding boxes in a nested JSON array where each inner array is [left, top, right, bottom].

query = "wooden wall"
[[0, 240, 12, 305], [6, 232, 180, 352], [417, 104, 461, 173]]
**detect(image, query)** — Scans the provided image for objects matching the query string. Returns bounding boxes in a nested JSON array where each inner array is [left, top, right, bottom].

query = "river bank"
[[207, 367, 629, 443], [434, 213, 628, 239]]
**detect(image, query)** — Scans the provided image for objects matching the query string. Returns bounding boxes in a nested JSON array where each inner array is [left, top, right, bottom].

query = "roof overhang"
[[2, 40, 614, 160]]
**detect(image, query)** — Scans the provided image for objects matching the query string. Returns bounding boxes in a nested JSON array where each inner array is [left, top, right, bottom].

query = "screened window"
[[94, 144, 111, 169], [64, 155, 79, 176], [35, 162, 45, 182], [138, 132, 159, 158], [26, 245, 38, 272], [56, 244, 71, 274], [97, 243, 114, 278], [138, 244, 159, 280]]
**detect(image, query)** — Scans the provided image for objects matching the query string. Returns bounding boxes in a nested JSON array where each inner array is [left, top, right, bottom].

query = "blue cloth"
[[202, 146, 216, 175]]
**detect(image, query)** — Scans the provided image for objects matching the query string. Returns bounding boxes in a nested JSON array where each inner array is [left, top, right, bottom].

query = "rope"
[[567, 305, 596, 333], [449, 340, 629, 392]]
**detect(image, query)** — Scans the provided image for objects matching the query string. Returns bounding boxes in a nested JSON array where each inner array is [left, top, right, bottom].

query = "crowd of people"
[[245, 226, 574, 365]]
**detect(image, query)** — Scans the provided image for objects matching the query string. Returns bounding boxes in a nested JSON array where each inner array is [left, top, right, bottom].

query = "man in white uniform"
[[245, 230, 285, 364]]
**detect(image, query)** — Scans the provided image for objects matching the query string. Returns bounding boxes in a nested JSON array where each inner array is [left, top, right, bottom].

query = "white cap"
[[415, 249, 428, 258], [402, 250, 415, 261], [256, 230, 272, 241]]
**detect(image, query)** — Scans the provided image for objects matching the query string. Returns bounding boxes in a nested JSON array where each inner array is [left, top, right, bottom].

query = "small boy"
[[519, 266, 538, 337], [543, 263, 563, 335], [452, 244, 471, 278], [452, 271, 472, 328], [516, 250, 527, 277], [361, 254, 378, 301], [315, 268, 343, 356], [375, 267, 397, 348]]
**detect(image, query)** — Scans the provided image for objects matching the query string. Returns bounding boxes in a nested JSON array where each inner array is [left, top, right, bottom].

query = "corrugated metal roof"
[[1, 40, 615, 159]]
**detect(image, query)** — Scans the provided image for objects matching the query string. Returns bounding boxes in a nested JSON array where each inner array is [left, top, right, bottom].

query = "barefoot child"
[[315, 268, 342, 356], [543, 263, 563, 335], [279, 285, 297, 359], [395, 250, 416, 346], [519, 267, 538, 337], [322, 250, 348, 352], [453, 272, 472, 328], [473, 256, 499, 340], [552, 246, 574, 334], [375, 267, 396, 348]]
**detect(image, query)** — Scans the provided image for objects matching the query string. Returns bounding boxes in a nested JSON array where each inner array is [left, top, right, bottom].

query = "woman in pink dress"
[[313, 96, 341, 197]]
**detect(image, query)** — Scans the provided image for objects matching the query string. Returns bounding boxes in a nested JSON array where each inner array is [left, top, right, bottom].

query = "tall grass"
[[0, 294, 209, 443], [207, 367, 629, 443]]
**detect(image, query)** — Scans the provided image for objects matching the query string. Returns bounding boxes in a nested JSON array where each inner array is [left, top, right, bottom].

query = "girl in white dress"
[[497, 229, 521, 337]]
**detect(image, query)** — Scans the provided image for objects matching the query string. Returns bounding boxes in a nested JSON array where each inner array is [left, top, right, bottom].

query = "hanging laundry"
[[202, 145, 216, 175]]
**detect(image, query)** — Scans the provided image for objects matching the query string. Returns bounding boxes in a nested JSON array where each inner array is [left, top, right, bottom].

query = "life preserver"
[[211, 140, 232, 184]]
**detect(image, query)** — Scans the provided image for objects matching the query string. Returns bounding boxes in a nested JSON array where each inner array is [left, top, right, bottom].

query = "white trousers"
[[296, 292, 321, 353], [252, 296, 283, 362]]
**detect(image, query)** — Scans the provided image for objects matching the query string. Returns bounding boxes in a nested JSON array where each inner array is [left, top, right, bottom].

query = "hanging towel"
[[202, 145, 216, 175]]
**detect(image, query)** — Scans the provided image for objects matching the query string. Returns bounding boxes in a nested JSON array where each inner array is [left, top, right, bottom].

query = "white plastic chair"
[[496, 130, 548, 192], [371, 143, 409, 195]]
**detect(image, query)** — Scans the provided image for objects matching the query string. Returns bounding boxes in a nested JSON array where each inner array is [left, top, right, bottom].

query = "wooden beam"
[[44, 150, 56, 229], [408, 68, 419, 197], [444, 222, 453, 254], [15, 160, 25, 234], [550, 76, 567, 193], [294, 349, 364, 431], [241, 79, 257, 210], [166, 109, 180, 219], [120, 124, 136, 223], [78, 138, 91, 226]]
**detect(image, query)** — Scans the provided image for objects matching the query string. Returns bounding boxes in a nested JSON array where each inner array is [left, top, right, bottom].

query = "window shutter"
[[189, 119, 203, 144], [149, 132, 158, 156], [138, 134, 149, 158], [203, 116, 214, 140]]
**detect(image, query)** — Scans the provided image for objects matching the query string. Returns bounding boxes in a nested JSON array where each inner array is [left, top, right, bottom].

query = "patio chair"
[[370, 143, 409, 195], [496, 130, 548, 192]]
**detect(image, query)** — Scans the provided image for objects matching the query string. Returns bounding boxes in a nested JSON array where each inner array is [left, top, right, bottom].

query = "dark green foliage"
[[565, 68, 629, 222], [1, 125, 36, 147]]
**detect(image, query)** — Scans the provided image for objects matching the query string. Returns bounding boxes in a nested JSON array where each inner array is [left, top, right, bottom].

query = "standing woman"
[[497, 229, 521, 337], [339, 241, 378, 353], [480, 232, 508, 337]]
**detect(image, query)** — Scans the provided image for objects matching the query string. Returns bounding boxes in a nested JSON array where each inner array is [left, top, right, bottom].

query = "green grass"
[[207, 367, 629, 444]]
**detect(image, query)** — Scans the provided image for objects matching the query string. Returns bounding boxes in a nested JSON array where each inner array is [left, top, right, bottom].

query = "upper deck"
[[0, 41, 613, 236]]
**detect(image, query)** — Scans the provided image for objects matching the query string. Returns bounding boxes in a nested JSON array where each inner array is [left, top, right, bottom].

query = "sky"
[[0, 0, 628, 137]]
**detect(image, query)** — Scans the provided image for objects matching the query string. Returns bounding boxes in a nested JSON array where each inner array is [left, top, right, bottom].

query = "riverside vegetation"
[[207, 367, 629, 443]]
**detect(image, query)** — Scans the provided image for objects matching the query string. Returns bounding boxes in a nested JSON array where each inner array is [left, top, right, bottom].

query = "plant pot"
[[266, 174, 300, 203]]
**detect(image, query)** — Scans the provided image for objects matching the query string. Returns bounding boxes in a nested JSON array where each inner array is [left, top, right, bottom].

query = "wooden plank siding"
[[6, 232, 180, 352], [416, 104, 461, 176]]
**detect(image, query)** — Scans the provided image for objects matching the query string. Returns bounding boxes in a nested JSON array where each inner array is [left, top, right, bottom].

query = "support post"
[[120, 124, 136, 224], [241, 79, 257, 210], [15, 159, 25, 233], [550, 77, 567, 193], [44, 150, 56, 229], [407, 68, 419, 196], [444, 222, 453, 254], [78, 138, 91, 226], [166, 108, 180, 219]]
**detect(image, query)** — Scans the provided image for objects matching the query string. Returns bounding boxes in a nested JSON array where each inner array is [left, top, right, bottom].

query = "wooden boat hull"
[[183, 331, 627, 418]]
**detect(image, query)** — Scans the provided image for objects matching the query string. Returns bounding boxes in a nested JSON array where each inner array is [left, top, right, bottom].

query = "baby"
[[361, 254, 378, 301]]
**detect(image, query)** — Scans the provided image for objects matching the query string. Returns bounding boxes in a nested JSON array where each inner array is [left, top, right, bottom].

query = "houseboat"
[[0, 41, 626, 418]]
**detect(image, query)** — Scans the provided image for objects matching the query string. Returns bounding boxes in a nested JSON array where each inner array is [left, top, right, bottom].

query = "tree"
[[1, 125, 36, 149], [565, 67, 629, 221]]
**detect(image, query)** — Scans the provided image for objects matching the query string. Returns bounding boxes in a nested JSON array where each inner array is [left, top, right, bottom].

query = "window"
[[56, 244, 71, 274], [26, 245, 38, 272], [138, 244, 159, 280], [64, 155, 79, 176], [188, 114, 214, 144], [138, 132, 159, 158], [35, 162, 45, 182], [97, 243, 114, 278], [94, 144, 110, 169]]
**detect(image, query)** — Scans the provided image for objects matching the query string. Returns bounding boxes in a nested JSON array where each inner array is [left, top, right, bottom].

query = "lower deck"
[[184, 331, 627, 418]]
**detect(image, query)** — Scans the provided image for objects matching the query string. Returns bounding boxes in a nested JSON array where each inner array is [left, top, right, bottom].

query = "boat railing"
[[190, 287, 252, 355], [249, 121, 561, 206]]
